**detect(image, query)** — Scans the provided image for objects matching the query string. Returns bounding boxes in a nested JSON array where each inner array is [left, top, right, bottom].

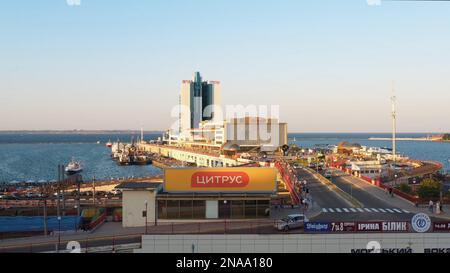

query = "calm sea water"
[[0, 133, 164, 183], [0, 133, 448, 183]]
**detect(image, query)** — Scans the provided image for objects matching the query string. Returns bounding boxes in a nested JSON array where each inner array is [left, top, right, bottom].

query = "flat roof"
[[115, 182, 162, 190]]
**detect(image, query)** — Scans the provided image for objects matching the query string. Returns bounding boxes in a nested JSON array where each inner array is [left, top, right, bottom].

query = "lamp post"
[[57, 216, 61, 253], [74, 205, 78, 232], [144, 200, 148, 234]]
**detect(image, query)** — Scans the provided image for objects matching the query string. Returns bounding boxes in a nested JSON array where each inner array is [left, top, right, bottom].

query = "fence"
[[274, 161, 300, 205], [0, 233, 142, 253]]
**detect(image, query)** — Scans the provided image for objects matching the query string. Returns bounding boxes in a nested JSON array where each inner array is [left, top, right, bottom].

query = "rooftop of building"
[[115, 181, 163, 190]]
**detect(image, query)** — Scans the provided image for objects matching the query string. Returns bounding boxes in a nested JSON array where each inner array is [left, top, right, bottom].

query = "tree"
[[396, 183, 412, 194], [417, 178, 442, 199], [442, 134, 450, 141]]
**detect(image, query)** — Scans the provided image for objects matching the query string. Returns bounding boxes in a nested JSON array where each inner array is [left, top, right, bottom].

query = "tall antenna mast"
[[391, 81, 397, 163], [141, 125, 144, 143]]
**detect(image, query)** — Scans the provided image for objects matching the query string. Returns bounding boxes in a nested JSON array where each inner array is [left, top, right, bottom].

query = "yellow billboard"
[[164, 167, 277, 193]]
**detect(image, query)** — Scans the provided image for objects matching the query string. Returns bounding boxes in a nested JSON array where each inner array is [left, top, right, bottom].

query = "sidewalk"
[[335, 170, 450, 220], [270, 204, 322, 220]]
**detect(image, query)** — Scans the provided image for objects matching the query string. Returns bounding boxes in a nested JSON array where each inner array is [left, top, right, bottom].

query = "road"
[[310, 169, 450, 222], [295, 167, 349, 209]]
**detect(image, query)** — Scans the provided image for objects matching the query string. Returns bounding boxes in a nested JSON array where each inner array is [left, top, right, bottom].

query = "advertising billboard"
[[164, 167, 277, 193]]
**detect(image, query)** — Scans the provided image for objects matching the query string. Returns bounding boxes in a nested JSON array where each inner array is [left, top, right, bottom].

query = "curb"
[[303, 167, 363, 208]]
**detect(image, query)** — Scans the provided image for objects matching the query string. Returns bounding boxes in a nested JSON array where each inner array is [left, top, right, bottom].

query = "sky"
[[0, 0, 449, 133]]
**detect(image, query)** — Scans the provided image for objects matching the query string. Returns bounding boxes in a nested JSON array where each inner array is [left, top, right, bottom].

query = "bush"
[[396, 183, 412, 194], [417, 178, 443, 199]]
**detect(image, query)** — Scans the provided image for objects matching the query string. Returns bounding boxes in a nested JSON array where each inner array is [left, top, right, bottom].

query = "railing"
[[274, 161, 300, 205], [337, 167, 421, 204], [0, 198, 122, 208], [88, 211, 107, 230], [3, 219, 450, 252], [0, 233, 143, 253]]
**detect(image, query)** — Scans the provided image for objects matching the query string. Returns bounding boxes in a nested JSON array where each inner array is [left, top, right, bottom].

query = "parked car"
[[324, 170, 333, 179], [275, 214, 309, 231], [110, 189, 122, 196], [25, 192, 40, 198]]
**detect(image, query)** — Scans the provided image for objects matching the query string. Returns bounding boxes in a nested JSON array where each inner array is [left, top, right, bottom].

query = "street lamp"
[[74, 205, 78, 232], [57, 216, 61, 253], [144, 200, 148, 234]]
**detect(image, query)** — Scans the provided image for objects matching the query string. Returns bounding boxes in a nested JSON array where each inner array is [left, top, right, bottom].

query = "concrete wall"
[[136, 233, 450, 253], [139, 144, 243, 167], [122, 190, 156, 227]]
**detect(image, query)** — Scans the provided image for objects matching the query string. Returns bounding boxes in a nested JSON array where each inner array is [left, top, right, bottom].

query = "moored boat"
[[65, 159, 83, 175]]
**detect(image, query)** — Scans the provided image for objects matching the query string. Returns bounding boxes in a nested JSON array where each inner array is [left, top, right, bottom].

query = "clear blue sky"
[[1, 0, 449, 132]]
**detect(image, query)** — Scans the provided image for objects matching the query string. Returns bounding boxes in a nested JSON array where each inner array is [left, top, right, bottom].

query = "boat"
[[132, 154, 153, 165], [117, 153, 131, 166], [106, 140, 113, 148], [65, 159, 83, 175]]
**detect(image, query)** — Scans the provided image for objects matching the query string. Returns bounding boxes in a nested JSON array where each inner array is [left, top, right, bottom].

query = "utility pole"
[[76, 175, 81, 218], [92, 176, 96, 207], [391, 81, 397, 188], [61, 165, 66, 216], [42, 183, 48, 236], [56, 165, 61, 219]]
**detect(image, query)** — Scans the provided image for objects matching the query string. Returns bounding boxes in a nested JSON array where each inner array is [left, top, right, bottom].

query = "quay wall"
[[139, 144, 252, 168]]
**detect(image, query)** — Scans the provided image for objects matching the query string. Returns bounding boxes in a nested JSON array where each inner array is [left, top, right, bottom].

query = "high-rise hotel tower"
[[179, 72, 221, 133]]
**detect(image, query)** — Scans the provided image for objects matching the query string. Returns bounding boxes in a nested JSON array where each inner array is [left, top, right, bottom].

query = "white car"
[[275, 214, 309, 231]]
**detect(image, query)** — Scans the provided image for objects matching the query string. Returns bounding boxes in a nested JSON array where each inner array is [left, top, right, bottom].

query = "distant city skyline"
[[1, 1, 449, 132]]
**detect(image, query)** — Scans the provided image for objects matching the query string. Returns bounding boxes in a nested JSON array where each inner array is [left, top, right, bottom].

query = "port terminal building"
[[116, 167, 278, 227]]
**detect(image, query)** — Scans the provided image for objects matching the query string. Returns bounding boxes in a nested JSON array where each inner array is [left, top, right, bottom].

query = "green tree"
[[417, 178, 442, 199], [443, 134, 450, 141], [396, 183, 412, 194]]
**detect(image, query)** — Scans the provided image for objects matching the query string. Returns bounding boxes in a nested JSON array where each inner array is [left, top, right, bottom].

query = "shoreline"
[[368, 137, 449, 142]]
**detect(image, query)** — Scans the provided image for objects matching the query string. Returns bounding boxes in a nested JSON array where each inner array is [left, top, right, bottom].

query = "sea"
[[0, 132, 448, 183]]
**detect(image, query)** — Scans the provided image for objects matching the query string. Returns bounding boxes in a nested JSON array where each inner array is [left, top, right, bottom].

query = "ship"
[[65, 159, 83, 175], [117, 153, 131, 166], [132, 154, 153, 165], [106, 140, 113, 148]]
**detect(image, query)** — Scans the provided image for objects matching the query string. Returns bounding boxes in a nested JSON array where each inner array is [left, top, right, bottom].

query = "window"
[[245, 200, 257, 218], [157, 200, 167, 219], [257, 200, 270, 217], [193, 200, 205, 218], [219, 200, 231, 219], [231, 200, 244, 219], [167, 200, 179, 219], [179, 200, 193, 219]]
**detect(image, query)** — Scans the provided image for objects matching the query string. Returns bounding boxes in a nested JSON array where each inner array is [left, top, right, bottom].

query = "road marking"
[[328, 208, 335, 212], [402, 209, 410, 213], [364, 208, 372, 212], [343, 208, 349, 212], [378, 208, 386, 213], [386, 208, 395, 213], [349, 208, 357, 212], [335, 208, 342, 213], [322, 208, 328, 213], [371, 208, 379, 212], [357, 208, 364, 212], [393, 208, 402, 213]]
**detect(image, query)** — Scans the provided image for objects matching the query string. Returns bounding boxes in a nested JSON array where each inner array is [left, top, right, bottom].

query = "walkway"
[[332, 169, 450, 220]]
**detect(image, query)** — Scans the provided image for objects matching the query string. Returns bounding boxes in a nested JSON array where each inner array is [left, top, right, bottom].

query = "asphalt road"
[[328, 171, 391, 208], [295, 167, 349, 208]]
